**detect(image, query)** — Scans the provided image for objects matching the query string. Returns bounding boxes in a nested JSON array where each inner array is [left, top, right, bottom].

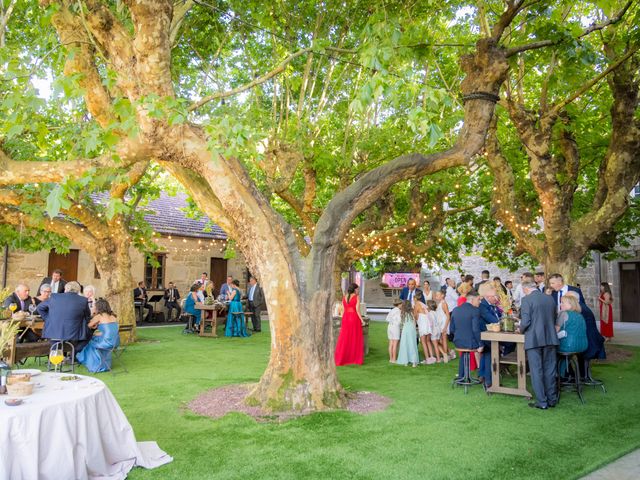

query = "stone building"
[[0, 193, 248, 307]]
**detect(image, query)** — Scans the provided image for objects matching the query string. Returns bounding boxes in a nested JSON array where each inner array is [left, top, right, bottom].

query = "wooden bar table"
[[194, 304, 220, 337], [480, 331, 532, 399]]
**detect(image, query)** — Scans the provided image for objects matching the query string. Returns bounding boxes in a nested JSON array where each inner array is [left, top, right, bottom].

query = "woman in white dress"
[[414, 291, 436, 364], [385, 298, 403, 362], [435, 290, 455, 360], [427, 300, 447, 363]]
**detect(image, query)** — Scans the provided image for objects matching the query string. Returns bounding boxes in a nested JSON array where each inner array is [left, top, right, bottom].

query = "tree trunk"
[[544, 255, 579, 285]]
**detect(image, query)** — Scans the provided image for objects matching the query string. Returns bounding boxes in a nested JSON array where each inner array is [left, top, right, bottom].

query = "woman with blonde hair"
[[456, 282, 472, 307], [556, 294, 588, 355]]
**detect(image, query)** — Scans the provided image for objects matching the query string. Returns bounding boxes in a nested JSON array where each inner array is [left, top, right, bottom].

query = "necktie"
[[558, 290, 563, 311], [20, 300, 25, 311]]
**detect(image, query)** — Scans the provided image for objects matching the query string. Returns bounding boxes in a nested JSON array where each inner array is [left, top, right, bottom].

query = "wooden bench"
[[3, 338, 51, 366]]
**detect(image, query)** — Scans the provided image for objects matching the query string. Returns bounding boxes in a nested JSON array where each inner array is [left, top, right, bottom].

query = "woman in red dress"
[[335, 283, 364, 366], [598, 282, 614, 340]]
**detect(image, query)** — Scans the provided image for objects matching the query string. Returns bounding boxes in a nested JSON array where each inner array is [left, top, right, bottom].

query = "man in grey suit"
[[519, 281, 559, 409], [247, 276, 266, 332]]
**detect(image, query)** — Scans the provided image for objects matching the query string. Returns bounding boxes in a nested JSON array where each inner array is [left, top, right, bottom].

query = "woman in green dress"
[[396, 300, 419, 367]]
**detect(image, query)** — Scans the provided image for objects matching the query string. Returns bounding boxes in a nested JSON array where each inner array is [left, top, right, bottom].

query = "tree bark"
[[544, 256, 579, 285]]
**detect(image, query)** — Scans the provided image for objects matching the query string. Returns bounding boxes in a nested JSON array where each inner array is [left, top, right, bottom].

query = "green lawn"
[[36, 323, 640, 479]]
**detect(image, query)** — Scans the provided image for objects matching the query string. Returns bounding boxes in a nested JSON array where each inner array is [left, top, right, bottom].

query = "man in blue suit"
[[477, 282, 501, 388], [549, 273, 606, 370], [399, 278, 422, 305], [450, 291, 483, 378], [38, 281, 91, 353]]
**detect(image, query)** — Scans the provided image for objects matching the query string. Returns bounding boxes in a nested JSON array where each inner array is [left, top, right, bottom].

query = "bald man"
[[3, 284, 39, 342]]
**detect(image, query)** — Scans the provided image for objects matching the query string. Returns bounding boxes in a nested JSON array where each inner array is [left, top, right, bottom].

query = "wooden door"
[[210, 257, 228, 297], [620, 262, 640, 323], [48, 249, 79, 282]]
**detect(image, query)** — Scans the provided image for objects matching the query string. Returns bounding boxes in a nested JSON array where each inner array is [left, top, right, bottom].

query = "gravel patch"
[[188, 384, 392, 422]]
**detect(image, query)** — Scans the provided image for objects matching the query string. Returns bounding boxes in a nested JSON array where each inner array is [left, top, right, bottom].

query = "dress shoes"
[[528, 402, 548, 410]]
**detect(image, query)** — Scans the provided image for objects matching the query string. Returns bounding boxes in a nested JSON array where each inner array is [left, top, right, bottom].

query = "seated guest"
[[133, 281, 153, 323], [32, 283, 52, 306], [184, 284, 202, 328], [3, 283, 39, 342], [196, 282, 206, 303], [450, 291, 483, 378], [219, 276, 234, 300], [77, 298, 120, 373], [38, 281, 91, 353], [164, 282, 181, 321], [83, 285, 97, 314], [556, 295, 588, 374], [40, 269, 66, 294], [477, 282, 501, 388]]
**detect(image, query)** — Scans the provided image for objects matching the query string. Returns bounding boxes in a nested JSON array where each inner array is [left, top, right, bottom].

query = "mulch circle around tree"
[[188, 384, 392, 422], [597, 344, 634, 363]]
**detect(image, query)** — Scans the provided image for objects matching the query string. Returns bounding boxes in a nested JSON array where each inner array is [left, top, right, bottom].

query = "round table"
[[0, 372, 172, 479]]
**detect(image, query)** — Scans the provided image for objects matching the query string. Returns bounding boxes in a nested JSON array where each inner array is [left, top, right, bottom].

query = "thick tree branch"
[[188, 48, 312, 111], [170, 0, 195, 47]]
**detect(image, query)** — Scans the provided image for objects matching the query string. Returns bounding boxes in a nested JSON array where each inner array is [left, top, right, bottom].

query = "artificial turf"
[[32, 323, 640, 479]]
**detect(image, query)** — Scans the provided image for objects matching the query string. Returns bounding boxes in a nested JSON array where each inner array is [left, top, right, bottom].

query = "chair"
[[452, 349, 481, 394], [582, 358, 606, 394], [557, 352, 585, 404], [48, 340, 75, 373], [105, 324, 134, 375], [181, 313, 197, 334]]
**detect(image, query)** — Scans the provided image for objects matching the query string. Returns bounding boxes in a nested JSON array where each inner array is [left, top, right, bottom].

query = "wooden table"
[[480, 331, 531, 399], [194, 304, 220, 337]]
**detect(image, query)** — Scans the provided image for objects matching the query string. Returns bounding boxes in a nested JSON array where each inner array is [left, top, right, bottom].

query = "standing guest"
[[427, 299, 447, 363], [400, 278, 422, 305], [194, 272, 210, 296], [164, 282, 181, 321], [4, 284, 39, 342], [423, 280, 434, 301], [225, 280, 250, 337], [219, 275, 234, 300], [32, 284, 52, 306], [445, 277, 459, 312], [493, 277, 508, 295], [38, 281, 91, 353], [598, 283, 614, 341], [474, 270, 490, 291], [247, 276, 266, 332], [450, 291, 483, 378], [133, 281, 153, 322], [77, 298, 120, 373], [513, 272, 534, 310], [534, 272, 546, 292], [183, 284, 202, 329], [456, 282, 472, 307], [335, 283, 363, 365], [505, 281, 514, 301], [386, 298, 403, 363], [463, 274, 475, 289], [519, 281, 558, 409], [434, 290, 455, 360], [456, 274, 466, 289], [396, 300, 419, 367], [40, 269, 66, 294], [83, 285, 97, 314], [414, 292, 436, 365], [477, 282, 501, 388]]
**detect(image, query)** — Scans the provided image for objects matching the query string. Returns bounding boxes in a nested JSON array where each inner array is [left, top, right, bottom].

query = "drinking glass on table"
[[28, 304, 37, 318], [49, 345, 64, 373], [8, 302, 17, 314]]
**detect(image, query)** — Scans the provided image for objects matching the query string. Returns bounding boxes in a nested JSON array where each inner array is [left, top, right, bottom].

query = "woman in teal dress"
[[77, 298, 120, 373], [225, 280, 250, 337], [396, 300, 419, 367], [556, 295, 588, 376]]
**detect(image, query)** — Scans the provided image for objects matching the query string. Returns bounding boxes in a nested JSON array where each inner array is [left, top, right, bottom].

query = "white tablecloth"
[[0, 372, 172, 479]]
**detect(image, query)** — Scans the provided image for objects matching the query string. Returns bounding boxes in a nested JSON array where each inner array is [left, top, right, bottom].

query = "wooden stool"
[[452, 349, 481, 394], [558, 352, 584, 404]]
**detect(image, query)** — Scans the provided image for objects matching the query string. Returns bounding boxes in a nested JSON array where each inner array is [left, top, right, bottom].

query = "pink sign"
[[382, 273, 420, 288]]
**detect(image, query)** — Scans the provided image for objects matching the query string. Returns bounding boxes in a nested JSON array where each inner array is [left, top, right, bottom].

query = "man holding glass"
[[3, 284, 39, 342]]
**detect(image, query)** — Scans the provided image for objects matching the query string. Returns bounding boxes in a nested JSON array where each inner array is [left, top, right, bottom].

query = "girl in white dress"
[[414, 292, 436, 364], [385, 298, 402, 362], [435, 291, 455, 360], [426, 300, 447, 363]]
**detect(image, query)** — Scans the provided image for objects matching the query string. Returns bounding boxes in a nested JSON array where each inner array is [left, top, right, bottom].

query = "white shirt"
[[445, 286, 459, 312], [249, 285, 256, 301], [513, 284, 524, 308], [196, 290, 205, 302], [386, 307, 402, 326], [51, 281, 59, 294], [556, 285, 569, 312]]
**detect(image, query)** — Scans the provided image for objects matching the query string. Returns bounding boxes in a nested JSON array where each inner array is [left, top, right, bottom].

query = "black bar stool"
[[452, 349, 481, 394], [558, 352, 584, 404]]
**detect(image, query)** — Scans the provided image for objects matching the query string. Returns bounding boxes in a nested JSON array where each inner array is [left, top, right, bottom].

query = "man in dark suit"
[[3, 284, 39, 342], [247, 276, 266, 332], [450, 291, 484, 378], [519, 281, 559, 409], [399, 278, 422, 305], [37, 281, 91, 352], [133, 281, 153, 322], [474, 270, 490, 291], [164, 282, 181, 321], [549, 273, 606, 369], [40, 269, 66, 294], [534, 272, 546, 293]]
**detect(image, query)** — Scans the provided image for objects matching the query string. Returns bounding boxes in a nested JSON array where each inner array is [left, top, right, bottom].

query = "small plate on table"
[[10, 369, 42, 377], [5, 398, 23, 406]]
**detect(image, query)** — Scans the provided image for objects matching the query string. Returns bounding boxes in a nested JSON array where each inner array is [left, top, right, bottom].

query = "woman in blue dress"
[[184, 284, 202, 330], [225, 280, 250, 337], [77, 298, 120, 373]]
